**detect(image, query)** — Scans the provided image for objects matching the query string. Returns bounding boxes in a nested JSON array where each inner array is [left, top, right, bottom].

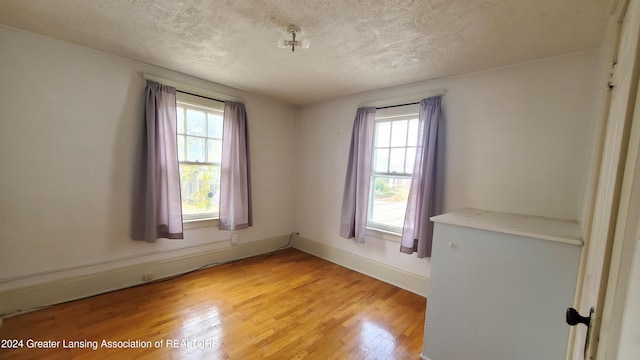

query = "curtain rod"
[[141, 73, 243, 103], [357, 89, 445, 109], [177, 90, 225, 104], [376, 102, 420, 110]]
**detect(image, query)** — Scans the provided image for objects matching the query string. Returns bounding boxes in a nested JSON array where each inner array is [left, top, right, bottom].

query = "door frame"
[[570, 0, 640, 358], [597, 68, 640, 360]]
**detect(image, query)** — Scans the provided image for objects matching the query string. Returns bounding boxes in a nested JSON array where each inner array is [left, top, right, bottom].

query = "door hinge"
[[607, 62, 618, 90]]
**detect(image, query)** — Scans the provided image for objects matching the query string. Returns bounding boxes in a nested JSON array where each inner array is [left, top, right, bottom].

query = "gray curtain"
[[400, 96, 444, 257], [219, 101, 252, 230], [340, 107, 376, 242], [132, 80, 184, 242]]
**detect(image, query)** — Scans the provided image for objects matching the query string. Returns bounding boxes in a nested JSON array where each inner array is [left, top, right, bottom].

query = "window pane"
[[177, 107, 185, 134], [374, 148, 389, 173], [186, 136, 206, 162], [405, 147, 416, 173], [179, 164, 220, 216], [208, 113, 223, 138], [207, 139, 222, 163], [186, 109, 206, 136], [389, 148, 406, 173], [176, 100, 224, 220], [375, 122, 391, 147], [369, 176, 412, 230], [390, 120, 408, 147], [407, 118, 419, 147], [177, 135, 185, 161]]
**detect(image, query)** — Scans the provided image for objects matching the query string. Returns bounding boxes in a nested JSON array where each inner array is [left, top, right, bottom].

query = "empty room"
[[2, 0, 640, 359]]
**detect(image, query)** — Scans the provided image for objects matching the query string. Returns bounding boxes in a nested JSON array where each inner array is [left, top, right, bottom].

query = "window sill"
[[365, 227, 401, 243], [183, 218, 219, 230]]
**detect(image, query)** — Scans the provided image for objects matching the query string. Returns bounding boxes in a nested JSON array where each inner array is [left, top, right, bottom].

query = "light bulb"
[[300, 39, 310, 49], [277, 39, 288, 49]]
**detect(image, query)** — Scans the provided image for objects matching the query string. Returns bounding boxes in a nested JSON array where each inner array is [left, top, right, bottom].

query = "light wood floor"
[[0, 248, 426, 359]]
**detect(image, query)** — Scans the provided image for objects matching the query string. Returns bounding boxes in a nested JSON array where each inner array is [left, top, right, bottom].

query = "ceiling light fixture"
[[277, 25, 310, 53]]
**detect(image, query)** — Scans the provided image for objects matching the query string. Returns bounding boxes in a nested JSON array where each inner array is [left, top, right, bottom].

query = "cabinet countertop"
[[431, 208, 583, 246]]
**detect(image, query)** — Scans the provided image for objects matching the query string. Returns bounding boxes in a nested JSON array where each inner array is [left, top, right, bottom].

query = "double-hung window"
[[367, 104, 420, 234], [176, 92, 224, 221]]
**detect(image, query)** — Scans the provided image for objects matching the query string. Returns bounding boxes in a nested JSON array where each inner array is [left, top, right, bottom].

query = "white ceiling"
[[0, 0, 612, 105]]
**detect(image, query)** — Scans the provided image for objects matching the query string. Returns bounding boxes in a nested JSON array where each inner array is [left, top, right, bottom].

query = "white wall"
[[294, 50, 603, 278], [0, 23, 604, 299], [0, 25, 296, 290]]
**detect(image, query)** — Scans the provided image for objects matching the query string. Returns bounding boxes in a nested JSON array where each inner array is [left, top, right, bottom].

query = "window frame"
[[176, 92, 225, 222], [366, 104, 420, 235]]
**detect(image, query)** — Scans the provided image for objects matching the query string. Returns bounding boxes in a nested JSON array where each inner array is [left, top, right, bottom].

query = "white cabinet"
[[421, 209, 583, 360]]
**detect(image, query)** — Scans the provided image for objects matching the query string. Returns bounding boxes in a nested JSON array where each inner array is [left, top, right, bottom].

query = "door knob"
[[566, 307, 591, 327], [566, 307, 594, 359]]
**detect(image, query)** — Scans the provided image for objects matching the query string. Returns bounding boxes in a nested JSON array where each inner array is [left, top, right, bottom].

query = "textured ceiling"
[[0, 0, 611, 105]]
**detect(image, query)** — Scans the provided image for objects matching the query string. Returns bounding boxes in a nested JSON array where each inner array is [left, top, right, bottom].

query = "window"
[[367, 104, 420, 234], [176, 92, 224, 221]]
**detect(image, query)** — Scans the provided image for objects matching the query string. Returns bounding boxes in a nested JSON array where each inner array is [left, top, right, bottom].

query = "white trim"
[[419, 355, 432, 360], [183, 218, 219, 229], [292, 236, 429, 297], [431, 209, 584, 246], [0, 239, 232, 285], [597, 19, 640, 358], [182, 212, 220, 222], [0, 236, 289, 317], [572, 0, 640, 357], [142, 73, 243, 103], [365, 227, 401, 243], [366, 220, 404, 237], [598, 81, 640, 359], [357, 89, 446, 108], [568, 3, 628, 357]]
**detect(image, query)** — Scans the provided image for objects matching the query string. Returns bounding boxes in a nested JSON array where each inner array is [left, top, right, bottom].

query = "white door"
[[570, 1, 640, 359]]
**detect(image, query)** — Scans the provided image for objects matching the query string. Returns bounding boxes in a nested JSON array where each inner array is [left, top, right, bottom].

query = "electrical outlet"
[[231, 233, 239, 244], [142, 274, 153, 281]]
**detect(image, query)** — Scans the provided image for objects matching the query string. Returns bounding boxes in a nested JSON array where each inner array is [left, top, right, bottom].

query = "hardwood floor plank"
[[0, 248, 425, 359]]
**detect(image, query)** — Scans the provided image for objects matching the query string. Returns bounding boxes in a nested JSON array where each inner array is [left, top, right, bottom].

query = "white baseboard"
[[420, 354, 432, 360], [0, 236, 289, 317], [292, 236, 429, 297]]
